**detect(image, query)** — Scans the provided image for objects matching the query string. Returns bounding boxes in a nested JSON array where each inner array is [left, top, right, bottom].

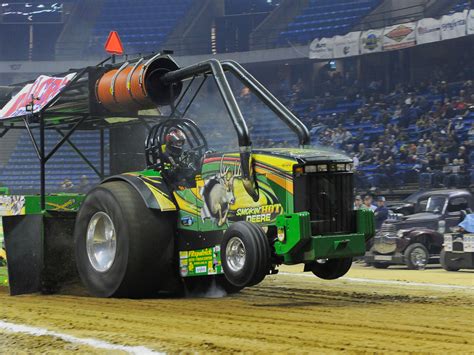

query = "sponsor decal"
[[181, 216, 195, 226], [195, 266, 207, 274], [384, 25, 413, 42], [364, 33, 379, 50], [441, 19, 466, 31], [0, 73, 76, 120], [235, 204, 282, 223], [0, 195, 25, 216], [417, 26, 439, 35], [179, 246, 223, 277]]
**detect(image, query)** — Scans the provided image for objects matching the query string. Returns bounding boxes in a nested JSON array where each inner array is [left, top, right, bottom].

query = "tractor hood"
[[253, 147, 353, 164]]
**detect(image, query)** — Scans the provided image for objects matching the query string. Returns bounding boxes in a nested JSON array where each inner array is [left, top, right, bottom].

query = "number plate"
[[374, 255, 392, 261]]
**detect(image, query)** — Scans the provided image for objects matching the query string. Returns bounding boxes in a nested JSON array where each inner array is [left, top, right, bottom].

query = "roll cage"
[[0, 53, 310, 210]]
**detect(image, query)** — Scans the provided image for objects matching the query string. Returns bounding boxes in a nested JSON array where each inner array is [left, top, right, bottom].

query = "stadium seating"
[[278, 0, 382, 45], [0, 131, 109, 194], [449, 0, 470, 13], [91, 0, 193, 54]]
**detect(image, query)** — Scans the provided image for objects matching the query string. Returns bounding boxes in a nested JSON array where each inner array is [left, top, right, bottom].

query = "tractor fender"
[[101, 174, 177, 211]]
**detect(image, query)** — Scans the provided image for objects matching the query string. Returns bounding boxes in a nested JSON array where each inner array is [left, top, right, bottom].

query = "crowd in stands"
[[280, 60, 474, 190], [186, 56, 473, 191]]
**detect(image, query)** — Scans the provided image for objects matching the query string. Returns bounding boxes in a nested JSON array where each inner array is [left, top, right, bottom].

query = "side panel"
[[42, 213, 78, 293], [3, 215, 43, 295]]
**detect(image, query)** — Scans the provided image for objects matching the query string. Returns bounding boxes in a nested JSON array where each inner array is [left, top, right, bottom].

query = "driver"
[[163, 129, 186, 169]]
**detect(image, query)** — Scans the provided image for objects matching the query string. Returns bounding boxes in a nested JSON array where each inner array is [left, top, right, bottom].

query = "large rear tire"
[[310, 257, 353, 280], [221, 222, 270, 288], [74, 181, 178, 298]]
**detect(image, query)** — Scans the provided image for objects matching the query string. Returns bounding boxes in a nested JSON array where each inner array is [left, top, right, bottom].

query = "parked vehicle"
[[387, 189, 446, 216], [365, 189, 473, 269], [440, 214, 474, 271]]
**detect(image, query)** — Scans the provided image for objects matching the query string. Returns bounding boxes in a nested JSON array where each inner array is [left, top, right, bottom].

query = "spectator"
[[353, 195, 363, 210], [79, 175, 91, 193], [363, 195, 377, 212], [374, 196, 389, 229], [59, 178, 74, 192]]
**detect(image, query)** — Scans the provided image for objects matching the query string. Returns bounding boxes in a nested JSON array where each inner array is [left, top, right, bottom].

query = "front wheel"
[[309, 257, 353, 280], [404, 243, 429, 270], [221, 222, 270, 288], [440, 248, 460, 271]]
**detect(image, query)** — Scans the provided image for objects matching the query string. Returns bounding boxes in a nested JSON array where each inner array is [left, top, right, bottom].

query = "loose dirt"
[[0, 265, 473, 353]]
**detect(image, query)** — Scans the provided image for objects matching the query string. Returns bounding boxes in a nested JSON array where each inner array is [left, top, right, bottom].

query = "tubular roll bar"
[[162, 59, 250, 147], [161, 59, 311, 147]]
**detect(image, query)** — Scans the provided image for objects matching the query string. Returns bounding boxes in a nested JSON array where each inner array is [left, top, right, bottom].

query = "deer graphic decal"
[[200, 156, 240, 226]]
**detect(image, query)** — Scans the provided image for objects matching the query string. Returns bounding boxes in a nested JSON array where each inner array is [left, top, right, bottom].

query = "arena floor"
[[0, 264, 473, 353]]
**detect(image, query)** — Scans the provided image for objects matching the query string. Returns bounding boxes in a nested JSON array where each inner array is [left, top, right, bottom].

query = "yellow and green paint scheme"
[[108, 147, 374, 277], [0, 147, 374, 280]]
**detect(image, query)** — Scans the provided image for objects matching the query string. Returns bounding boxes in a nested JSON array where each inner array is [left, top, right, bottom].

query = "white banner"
[[360, 28, 383, 54], [383, 22, 416, 51], [416, 17, 441, 44], [0, 73, 76, 120], [466, 9, 474, 34], [441, 10, 467, 40], [309, 37, 334, 59], [333, 31, 361, 58]]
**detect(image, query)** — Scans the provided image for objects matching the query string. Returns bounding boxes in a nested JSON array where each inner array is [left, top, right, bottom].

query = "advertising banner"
[[382, 22, 416, 51], [467, 9, 474, 35], [0, 73, 76, 120], [416, 17, 441, 44], [441, 10, 467, 40], [309, 37, 334, 59], [360, 28, 383, 54], [333, 31, 361, 58]]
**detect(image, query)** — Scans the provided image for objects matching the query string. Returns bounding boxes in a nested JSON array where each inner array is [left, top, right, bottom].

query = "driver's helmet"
[[165, 129, 186, 157]]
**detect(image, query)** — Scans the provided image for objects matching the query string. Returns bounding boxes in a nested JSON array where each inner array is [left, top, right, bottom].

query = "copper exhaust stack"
[[95, 54, 182, 113]]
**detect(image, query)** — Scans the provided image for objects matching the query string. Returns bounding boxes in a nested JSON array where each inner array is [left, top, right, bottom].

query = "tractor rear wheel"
[[221, 222, 270, 288], [309, 257, 353, 280], [74, 181, 177, 298]]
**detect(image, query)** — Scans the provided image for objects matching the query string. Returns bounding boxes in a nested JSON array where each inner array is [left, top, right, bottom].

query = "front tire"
[[74, 181, 177, 298], [309, 257, 353, 280], [221, 222, 270, 288], [404, 243, 429, 270], [440, 248, 460, 271]]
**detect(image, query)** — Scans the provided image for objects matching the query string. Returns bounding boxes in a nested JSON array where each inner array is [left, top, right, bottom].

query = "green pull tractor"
[[0, 54, 374, 297]]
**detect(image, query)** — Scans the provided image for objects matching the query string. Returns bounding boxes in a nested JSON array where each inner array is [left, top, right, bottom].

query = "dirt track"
[[0, 265, 473, 353]]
